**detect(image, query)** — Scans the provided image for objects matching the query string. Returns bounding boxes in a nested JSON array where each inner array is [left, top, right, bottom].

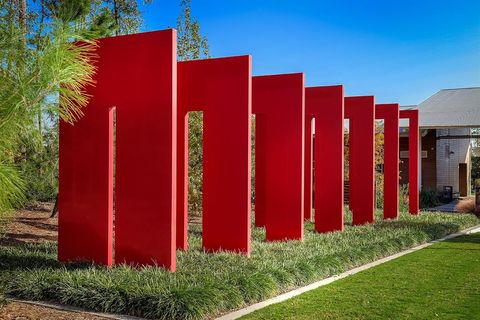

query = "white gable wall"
[[436, 128, 472, 194]]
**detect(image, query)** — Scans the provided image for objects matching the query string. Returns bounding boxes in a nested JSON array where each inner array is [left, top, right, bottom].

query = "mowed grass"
[[242, 232, 480, 320], [0, 211, 478, 320]]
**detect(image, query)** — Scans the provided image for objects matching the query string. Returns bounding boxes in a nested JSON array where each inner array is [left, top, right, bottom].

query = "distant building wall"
[[400, 129, 436, 191], [436, 128, 472, 195]]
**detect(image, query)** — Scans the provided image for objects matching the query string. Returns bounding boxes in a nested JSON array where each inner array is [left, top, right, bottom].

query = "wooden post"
[[475, 183, 480, 216]]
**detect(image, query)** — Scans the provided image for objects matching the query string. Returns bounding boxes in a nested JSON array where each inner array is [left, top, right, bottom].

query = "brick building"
[[399, 87, 480, 197]]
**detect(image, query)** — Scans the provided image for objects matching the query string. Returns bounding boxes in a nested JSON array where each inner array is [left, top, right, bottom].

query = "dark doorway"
[[459, 163, 468, 196]]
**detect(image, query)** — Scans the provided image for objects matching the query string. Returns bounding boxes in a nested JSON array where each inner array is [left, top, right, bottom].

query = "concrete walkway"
[[427, 200, 458, 212]]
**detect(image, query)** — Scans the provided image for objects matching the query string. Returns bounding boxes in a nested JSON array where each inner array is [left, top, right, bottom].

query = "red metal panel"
[[345, 96, 375, 225], [306, 86, 345, 232], [400, 109, 420, 215], [252, 73, 305, 241], [304, 114, 314, 221], [58, 95, 113, 266], [114, 31, 177, 270], [59, 30, 177, 270], [177, 56, 252, 254], [376, 104, 400, 219]]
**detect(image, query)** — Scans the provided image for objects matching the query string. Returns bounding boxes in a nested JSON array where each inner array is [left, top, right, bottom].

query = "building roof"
[[400, 87, 480, 128]]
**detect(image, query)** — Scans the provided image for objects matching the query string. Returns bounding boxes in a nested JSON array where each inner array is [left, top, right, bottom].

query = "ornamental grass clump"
[[455, 197, 476, 216]]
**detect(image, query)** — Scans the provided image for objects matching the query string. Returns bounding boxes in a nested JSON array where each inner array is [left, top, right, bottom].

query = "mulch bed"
[[0, 302, 108, 320], [0, 203, 109, 320], [0, 203, 57, 247]]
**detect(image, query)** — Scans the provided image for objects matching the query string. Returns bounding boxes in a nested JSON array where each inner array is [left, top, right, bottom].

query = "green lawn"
[[242, 232, 480, 320], [0, 211, 478, 320]]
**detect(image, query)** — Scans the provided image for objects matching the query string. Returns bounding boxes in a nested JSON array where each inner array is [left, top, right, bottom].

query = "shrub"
[[455, 197, 477, 216], [376, 179, 409, 213], [399, 184, 409, 212], [0, 291, 5, 309], [420, 189, 439, 208], [375, 174, 384, 209]]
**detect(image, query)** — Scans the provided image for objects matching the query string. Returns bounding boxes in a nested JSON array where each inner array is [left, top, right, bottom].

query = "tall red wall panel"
[[177, 56, 252, 254], [306, 86, 345, 232], [58, 94, 113, 266], [400, 109, 420, 215], [252, 73, 305, 241], [345, 96, 375, 225], [59, 30, 177, 270], [376, 104, 400, 219]]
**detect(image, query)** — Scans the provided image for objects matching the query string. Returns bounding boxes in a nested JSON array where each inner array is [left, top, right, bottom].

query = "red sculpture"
[[177, 56, 252, 254], [57, 28, 421, 271], [253, 73, 305, 241], [59, 30, 178, 270], [376, 104, 400, 219], [400, 109, 420, 214], [305, 86, 345, 232], [345, 96, 376, 225]]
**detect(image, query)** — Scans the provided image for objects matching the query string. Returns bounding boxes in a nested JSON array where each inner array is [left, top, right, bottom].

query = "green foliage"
[[5, 1, 148, 204], [375, 177, 409, 213], [243, 233, 480, 320], [1, 212, 478, 319], [0, 1, 97, 212], [177, 0, 209, 61], [399, 184, 409, 212], [420, 189, 440, 208], [375, 174, 384, 209], [102, 0, 149, 36], [176, 0, 209, 216], [472, 156, 480, 189], [19, 116, 59, 201]]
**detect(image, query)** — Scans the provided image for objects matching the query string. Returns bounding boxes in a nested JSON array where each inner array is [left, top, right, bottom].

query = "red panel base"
[[253, 73, 305, 241], [345, 96, 375, 225], [306, 86, 345, 232], [177, 56, 252, 254]]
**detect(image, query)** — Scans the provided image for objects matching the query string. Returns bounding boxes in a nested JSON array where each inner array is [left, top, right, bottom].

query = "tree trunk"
[[475, 184, 480, 217], [18, 0, 27, 47], [51, 194, 59, 218], [113, 0, 120, 36]]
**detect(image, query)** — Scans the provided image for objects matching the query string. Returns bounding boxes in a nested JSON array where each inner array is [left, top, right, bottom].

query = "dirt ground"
[[0, 203, 111, 320], [0, 302, 108, 320], [0, 203, 57, 247]]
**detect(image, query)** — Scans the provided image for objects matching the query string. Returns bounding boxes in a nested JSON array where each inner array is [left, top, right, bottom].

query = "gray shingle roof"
[[401, 87, 480, 128]]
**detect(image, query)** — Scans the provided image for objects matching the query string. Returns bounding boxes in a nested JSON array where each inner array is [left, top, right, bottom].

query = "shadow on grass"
[[0, 243, 101, 273], [372, 219, 463, 234]]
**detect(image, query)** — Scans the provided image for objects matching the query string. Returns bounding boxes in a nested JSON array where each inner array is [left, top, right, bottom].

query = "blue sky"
[[141, 0, 479, 106]]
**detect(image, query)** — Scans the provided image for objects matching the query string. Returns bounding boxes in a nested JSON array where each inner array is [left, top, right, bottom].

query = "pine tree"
[[0, 0, 97, 216], [176, 0, 210, 216]]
